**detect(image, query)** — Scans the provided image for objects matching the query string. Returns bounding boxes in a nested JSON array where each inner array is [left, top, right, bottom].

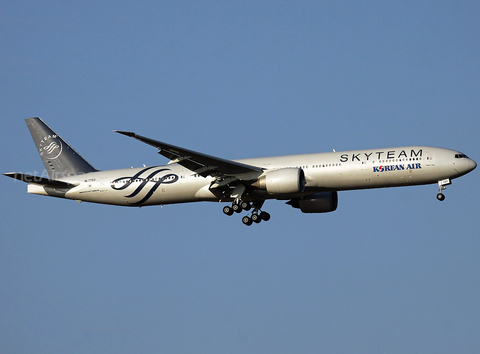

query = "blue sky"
[[1, 1, 479, 353]]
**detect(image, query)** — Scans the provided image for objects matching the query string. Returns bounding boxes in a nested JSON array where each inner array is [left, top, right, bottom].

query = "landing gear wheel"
[[223, 205, 234, 216], [241, 201, 251, 211], [436, 193, 445, 201], [251, 213, 262, 224], [260, 211, 271, 221], [232, 203, 242, 213], [242, 216, 253, 226]]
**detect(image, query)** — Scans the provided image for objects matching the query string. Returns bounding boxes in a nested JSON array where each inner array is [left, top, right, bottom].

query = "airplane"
[[4, 117, 477, 226]]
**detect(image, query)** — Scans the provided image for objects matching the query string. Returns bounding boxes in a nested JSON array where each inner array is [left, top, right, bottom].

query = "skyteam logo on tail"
[[374, 163, 422, 173], [38, 135, 63, 160]]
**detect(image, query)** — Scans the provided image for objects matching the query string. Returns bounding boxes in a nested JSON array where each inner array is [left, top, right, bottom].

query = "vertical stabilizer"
[[26, 117, 97, 178]]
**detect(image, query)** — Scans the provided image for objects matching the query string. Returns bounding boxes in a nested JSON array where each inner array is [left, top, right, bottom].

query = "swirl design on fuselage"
[[111, 166, 179, 205]]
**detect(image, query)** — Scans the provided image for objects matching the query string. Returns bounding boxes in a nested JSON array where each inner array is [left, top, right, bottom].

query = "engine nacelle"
[[287, 191, 338, 213], [253, 168, 306, 195]]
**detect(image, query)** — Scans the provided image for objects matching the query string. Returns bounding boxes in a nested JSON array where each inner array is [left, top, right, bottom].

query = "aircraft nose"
[[469, 158, 477, 172]]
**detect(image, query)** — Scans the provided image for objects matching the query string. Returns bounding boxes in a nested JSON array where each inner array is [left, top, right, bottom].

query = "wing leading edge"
[[114, 131, 263, 180]]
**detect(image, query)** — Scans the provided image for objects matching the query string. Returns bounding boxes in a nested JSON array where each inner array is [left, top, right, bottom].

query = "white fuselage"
[[28, 146, 476, 206]]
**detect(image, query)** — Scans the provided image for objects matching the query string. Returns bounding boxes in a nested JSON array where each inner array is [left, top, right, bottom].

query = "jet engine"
[[287, 191, 338, 213], [252, 168, 306, 195]]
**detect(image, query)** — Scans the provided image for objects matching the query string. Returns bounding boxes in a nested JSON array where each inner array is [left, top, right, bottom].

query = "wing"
[[114, 131, 263, 180]]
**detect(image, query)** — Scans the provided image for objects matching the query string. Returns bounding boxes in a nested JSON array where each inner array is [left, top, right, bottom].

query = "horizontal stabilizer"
[[3, 172, 78, 188]]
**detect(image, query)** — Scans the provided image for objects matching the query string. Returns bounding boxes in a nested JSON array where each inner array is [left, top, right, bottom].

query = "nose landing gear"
[[436, 179, 451, 201]]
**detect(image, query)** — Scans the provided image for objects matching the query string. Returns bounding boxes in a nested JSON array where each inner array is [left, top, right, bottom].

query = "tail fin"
[[26, 117, 97, 178]]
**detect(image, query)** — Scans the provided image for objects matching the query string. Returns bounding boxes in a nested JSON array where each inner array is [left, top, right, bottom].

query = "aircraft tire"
[[251, 213, 262, 223], [242, 216, 253, 226], [241, 201, 251, 211], [436, 193, 445, 201], [260, 211, 271, 221], [223, 205, 234, 216]]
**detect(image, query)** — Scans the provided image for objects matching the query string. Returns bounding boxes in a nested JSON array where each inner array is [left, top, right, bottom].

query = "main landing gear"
[[222, 200, 271, 226], [436, 179, 451, 201]]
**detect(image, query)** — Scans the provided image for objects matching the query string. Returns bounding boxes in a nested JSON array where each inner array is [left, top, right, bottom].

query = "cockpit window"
[[455, 154, 468, 159]]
